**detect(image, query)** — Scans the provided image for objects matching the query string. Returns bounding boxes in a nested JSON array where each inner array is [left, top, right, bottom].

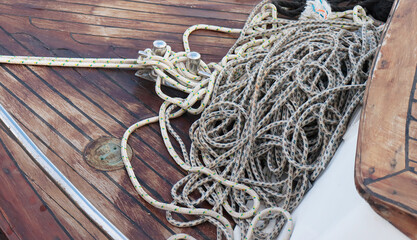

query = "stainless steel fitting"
[[186, 51, 201, 74], [152, 40, 167, 56]]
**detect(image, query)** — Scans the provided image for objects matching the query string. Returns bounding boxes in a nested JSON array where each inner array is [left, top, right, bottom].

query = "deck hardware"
[[84, 136, 133, 171], [186, 52, 201, 74], [198, 70, 212, 78], [152, 40, 167, 56]]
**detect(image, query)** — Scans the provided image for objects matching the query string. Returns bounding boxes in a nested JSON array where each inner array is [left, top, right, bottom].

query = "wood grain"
[[0, 126, 72, 240], [0, 0, 256, 239], [355, 0, 417, 238]]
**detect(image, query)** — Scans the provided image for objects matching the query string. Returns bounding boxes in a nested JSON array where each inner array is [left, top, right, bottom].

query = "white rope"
[[122, 2, 381, 240], [0, 1, 383, 239]]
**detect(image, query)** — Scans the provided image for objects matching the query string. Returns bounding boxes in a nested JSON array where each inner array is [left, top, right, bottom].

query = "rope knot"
[[300, 0, 332, 20]]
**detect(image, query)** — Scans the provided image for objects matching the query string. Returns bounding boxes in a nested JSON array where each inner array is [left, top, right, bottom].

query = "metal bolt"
[[152, 40, 167, 56], [198, 70, 211, 78], [186, 51, 201, 74]]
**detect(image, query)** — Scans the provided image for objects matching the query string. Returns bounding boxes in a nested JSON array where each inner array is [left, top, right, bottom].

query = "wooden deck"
[[0, 1, 257, 239]]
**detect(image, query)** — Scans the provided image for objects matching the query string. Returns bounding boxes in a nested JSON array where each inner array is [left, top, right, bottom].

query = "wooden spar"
[[355, 0, 417, 238]]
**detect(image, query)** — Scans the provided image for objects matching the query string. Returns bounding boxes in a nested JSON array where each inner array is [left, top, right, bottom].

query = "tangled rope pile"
[[188, 8, 381, 240], [0, 0, 384, 239], [123, 1, 382, 239]]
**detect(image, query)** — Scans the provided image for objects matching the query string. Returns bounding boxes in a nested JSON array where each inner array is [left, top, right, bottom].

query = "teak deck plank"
[[355, 0, 417, 238], [0, 127, 73, 240], [0, 0, 256, 239]]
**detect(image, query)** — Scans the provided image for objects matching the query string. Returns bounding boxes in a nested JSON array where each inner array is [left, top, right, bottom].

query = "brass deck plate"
[[84, 136, 133, 171]]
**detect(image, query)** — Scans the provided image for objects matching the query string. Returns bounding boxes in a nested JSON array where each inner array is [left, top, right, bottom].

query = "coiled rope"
[[0, 0, 383, 239], [125, 2, 382, 240]]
